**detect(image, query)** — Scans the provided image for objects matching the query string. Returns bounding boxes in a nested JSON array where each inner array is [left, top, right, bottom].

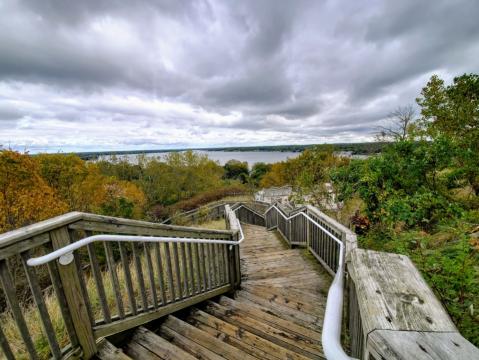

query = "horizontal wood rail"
[[0, 208, 242, 360]]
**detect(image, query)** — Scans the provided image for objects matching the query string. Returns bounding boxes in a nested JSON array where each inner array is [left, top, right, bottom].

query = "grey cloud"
[[1, 0, 479, 152]]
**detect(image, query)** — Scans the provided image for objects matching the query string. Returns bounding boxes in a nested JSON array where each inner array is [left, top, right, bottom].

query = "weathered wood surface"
[[49, 226, 97, 359], [81, 213, 233, 234], [351, 249, 457, 334], [0, 232, 50, 261], [129, 326, 196, 360], [20, 250, 63, 359], [351, 248, 479, 359], [0, 212, 83, 248], [96, 338, 132, 360], [0, 260, 39, 360], [93, 285, 231, 338], [236, 224, 331, 337], [368, 330, 479, 360]]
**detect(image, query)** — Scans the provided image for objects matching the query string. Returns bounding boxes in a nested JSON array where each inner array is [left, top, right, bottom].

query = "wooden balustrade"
[[0, 210, 241, 360]]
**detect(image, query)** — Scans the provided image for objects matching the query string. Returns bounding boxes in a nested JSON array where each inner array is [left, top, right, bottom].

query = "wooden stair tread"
[[124, 326, 196, 360], [157, 322, 224, 360], [162, 315, 258, 360], [220, 296, 323, 341], [188, 307, 311, 360], [97, 338, 132, 360], [204, 300, 324, 359]]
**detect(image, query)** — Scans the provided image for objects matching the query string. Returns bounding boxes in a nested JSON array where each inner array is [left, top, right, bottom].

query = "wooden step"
[[161, 315, 258, 360], [97, 338, 132, 360], [123, 326, 196, 360], [219, 296, 323, 342], [187, 306, 311, 360], [203, 300, 325, 359]]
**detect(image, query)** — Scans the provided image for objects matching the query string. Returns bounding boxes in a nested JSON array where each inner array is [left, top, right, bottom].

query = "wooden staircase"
[[97, 224, 329, 360]]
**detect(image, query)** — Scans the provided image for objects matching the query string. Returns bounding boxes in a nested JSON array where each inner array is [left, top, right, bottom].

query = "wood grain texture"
[[49, 226, 97, 359], [20, 250, 62, 359], [368, 330, 479, 360], [0, 233, 50, 261], [86, 231, 111, 324], [0, 260, 39, 360], [96, 338, 131, 360], [92, 285, 230, 338], [351, 248, 457, 335], [0, 212, 83, 248]]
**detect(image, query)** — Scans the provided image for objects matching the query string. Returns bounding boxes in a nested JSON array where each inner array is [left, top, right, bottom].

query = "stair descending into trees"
[[98, 224, 331, 360]]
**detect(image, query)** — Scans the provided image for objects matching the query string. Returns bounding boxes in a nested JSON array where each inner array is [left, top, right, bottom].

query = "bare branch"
[[373, 104, 417, 142]]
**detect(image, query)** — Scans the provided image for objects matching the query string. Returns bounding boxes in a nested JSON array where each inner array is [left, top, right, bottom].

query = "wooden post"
[[49, 226, 97, 359]]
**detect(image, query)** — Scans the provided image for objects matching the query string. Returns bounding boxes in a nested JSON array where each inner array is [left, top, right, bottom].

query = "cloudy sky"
[[1, 0, 478, 153]]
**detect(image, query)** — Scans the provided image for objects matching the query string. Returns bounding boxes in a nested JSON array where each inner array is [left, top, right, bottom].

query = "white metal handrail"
[[27, 219, 244, 267], [264, 205, 355, 360]]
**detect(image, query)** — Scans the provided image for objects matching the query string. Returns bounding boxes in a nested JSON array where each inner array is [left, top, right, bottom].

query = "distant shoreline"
[[74, 143, 384, 160]]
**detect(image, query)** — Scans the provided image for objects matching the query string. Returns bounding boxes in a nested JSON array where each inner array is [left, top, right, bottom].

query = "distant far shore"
[[73, 142, 385, 160]]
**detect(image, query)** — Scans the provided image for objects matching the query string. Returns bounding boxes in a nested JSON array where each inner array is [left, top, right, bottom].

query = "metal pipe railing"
[[27, 219, 244, 267], [264, 205, 355, 360]]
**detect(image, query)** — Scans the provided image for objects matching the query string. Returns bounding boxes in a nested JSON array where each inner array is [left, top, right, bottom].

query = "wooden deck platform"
[[100, 224, 331, 360]]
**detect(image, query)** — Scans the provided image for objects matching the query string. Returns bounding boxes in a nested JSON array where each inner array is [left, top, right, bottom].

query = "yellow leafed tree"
[[0, 149, 67, 233]]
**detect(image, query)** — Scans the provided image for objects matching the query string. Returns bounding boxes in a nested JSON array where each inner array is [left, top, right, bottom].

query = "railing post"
[[49, 226, 97, 359]]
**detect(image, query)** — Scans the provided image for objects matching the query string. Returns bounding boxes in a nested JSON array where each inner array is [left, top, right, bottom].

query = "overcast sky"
[[1, 0, 478, 153]]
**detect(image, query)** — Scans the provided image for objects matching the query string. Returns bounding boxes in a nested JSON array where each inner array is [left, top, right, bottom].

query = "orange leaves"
[[0, 150, 67, 233]]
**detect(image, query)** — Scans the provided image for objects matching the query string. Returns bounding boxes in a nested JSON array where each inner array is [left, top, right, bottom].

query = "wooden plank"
[[154, 243, 167, 306], [186, 243, 195, 295], [0, 260, 39, 360], [180, 242, 190, 297], [49, 226, 97, 359], [189, 307, 310, 360], [0, 233, 50, 261], [43, 242, 79, 348], [77, 214, 233, 236], [0, 322, 15, 360], [93, 285, 230, 338], [200, 243, 207, 292], [211, 243, 218, 288], [104, 240, 125, 319], [132, 242, 148, 312], [20, 250, 62, 359], [70, 230, 97, 328], [163, 242, 176, 303], [162, 315, 258, 360], [368, 330, 479, 360], [172, 242, 183, 300], [85, 231, 111, 324], [206, 242, 212, 290], [144, 242, 158, 309], [193, 243, 202, 294], [220, 296, 322, 343], [96, 338, 131, 360], [119, 242, 137, 315], [158, 323, 224, 360], [204, 300, 324, 359], [131, 327, 196, 360], [123, 340, 162, 360], [351, 249, 457, 335], [0, 212, 83, 248]]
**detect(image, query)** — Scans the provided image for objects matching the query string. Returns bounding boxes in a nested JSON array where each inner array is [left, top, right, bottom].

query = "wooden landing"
[[238, 224, 332, 334]]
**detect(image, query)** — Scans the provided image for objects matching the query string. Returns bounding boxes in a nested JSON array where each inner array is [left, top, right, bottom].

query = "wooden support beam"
[[49, 226, 97, 359]]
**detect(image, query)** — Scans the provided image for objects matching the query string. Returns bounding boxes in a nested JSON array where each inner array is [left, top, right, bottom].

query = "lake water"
[[115, 150, 302, 165]]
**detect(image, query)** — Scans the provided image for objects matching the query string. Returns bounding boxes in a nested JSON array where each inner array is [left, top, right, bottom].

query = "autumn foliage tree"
[[0, 149, 67, 233]]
